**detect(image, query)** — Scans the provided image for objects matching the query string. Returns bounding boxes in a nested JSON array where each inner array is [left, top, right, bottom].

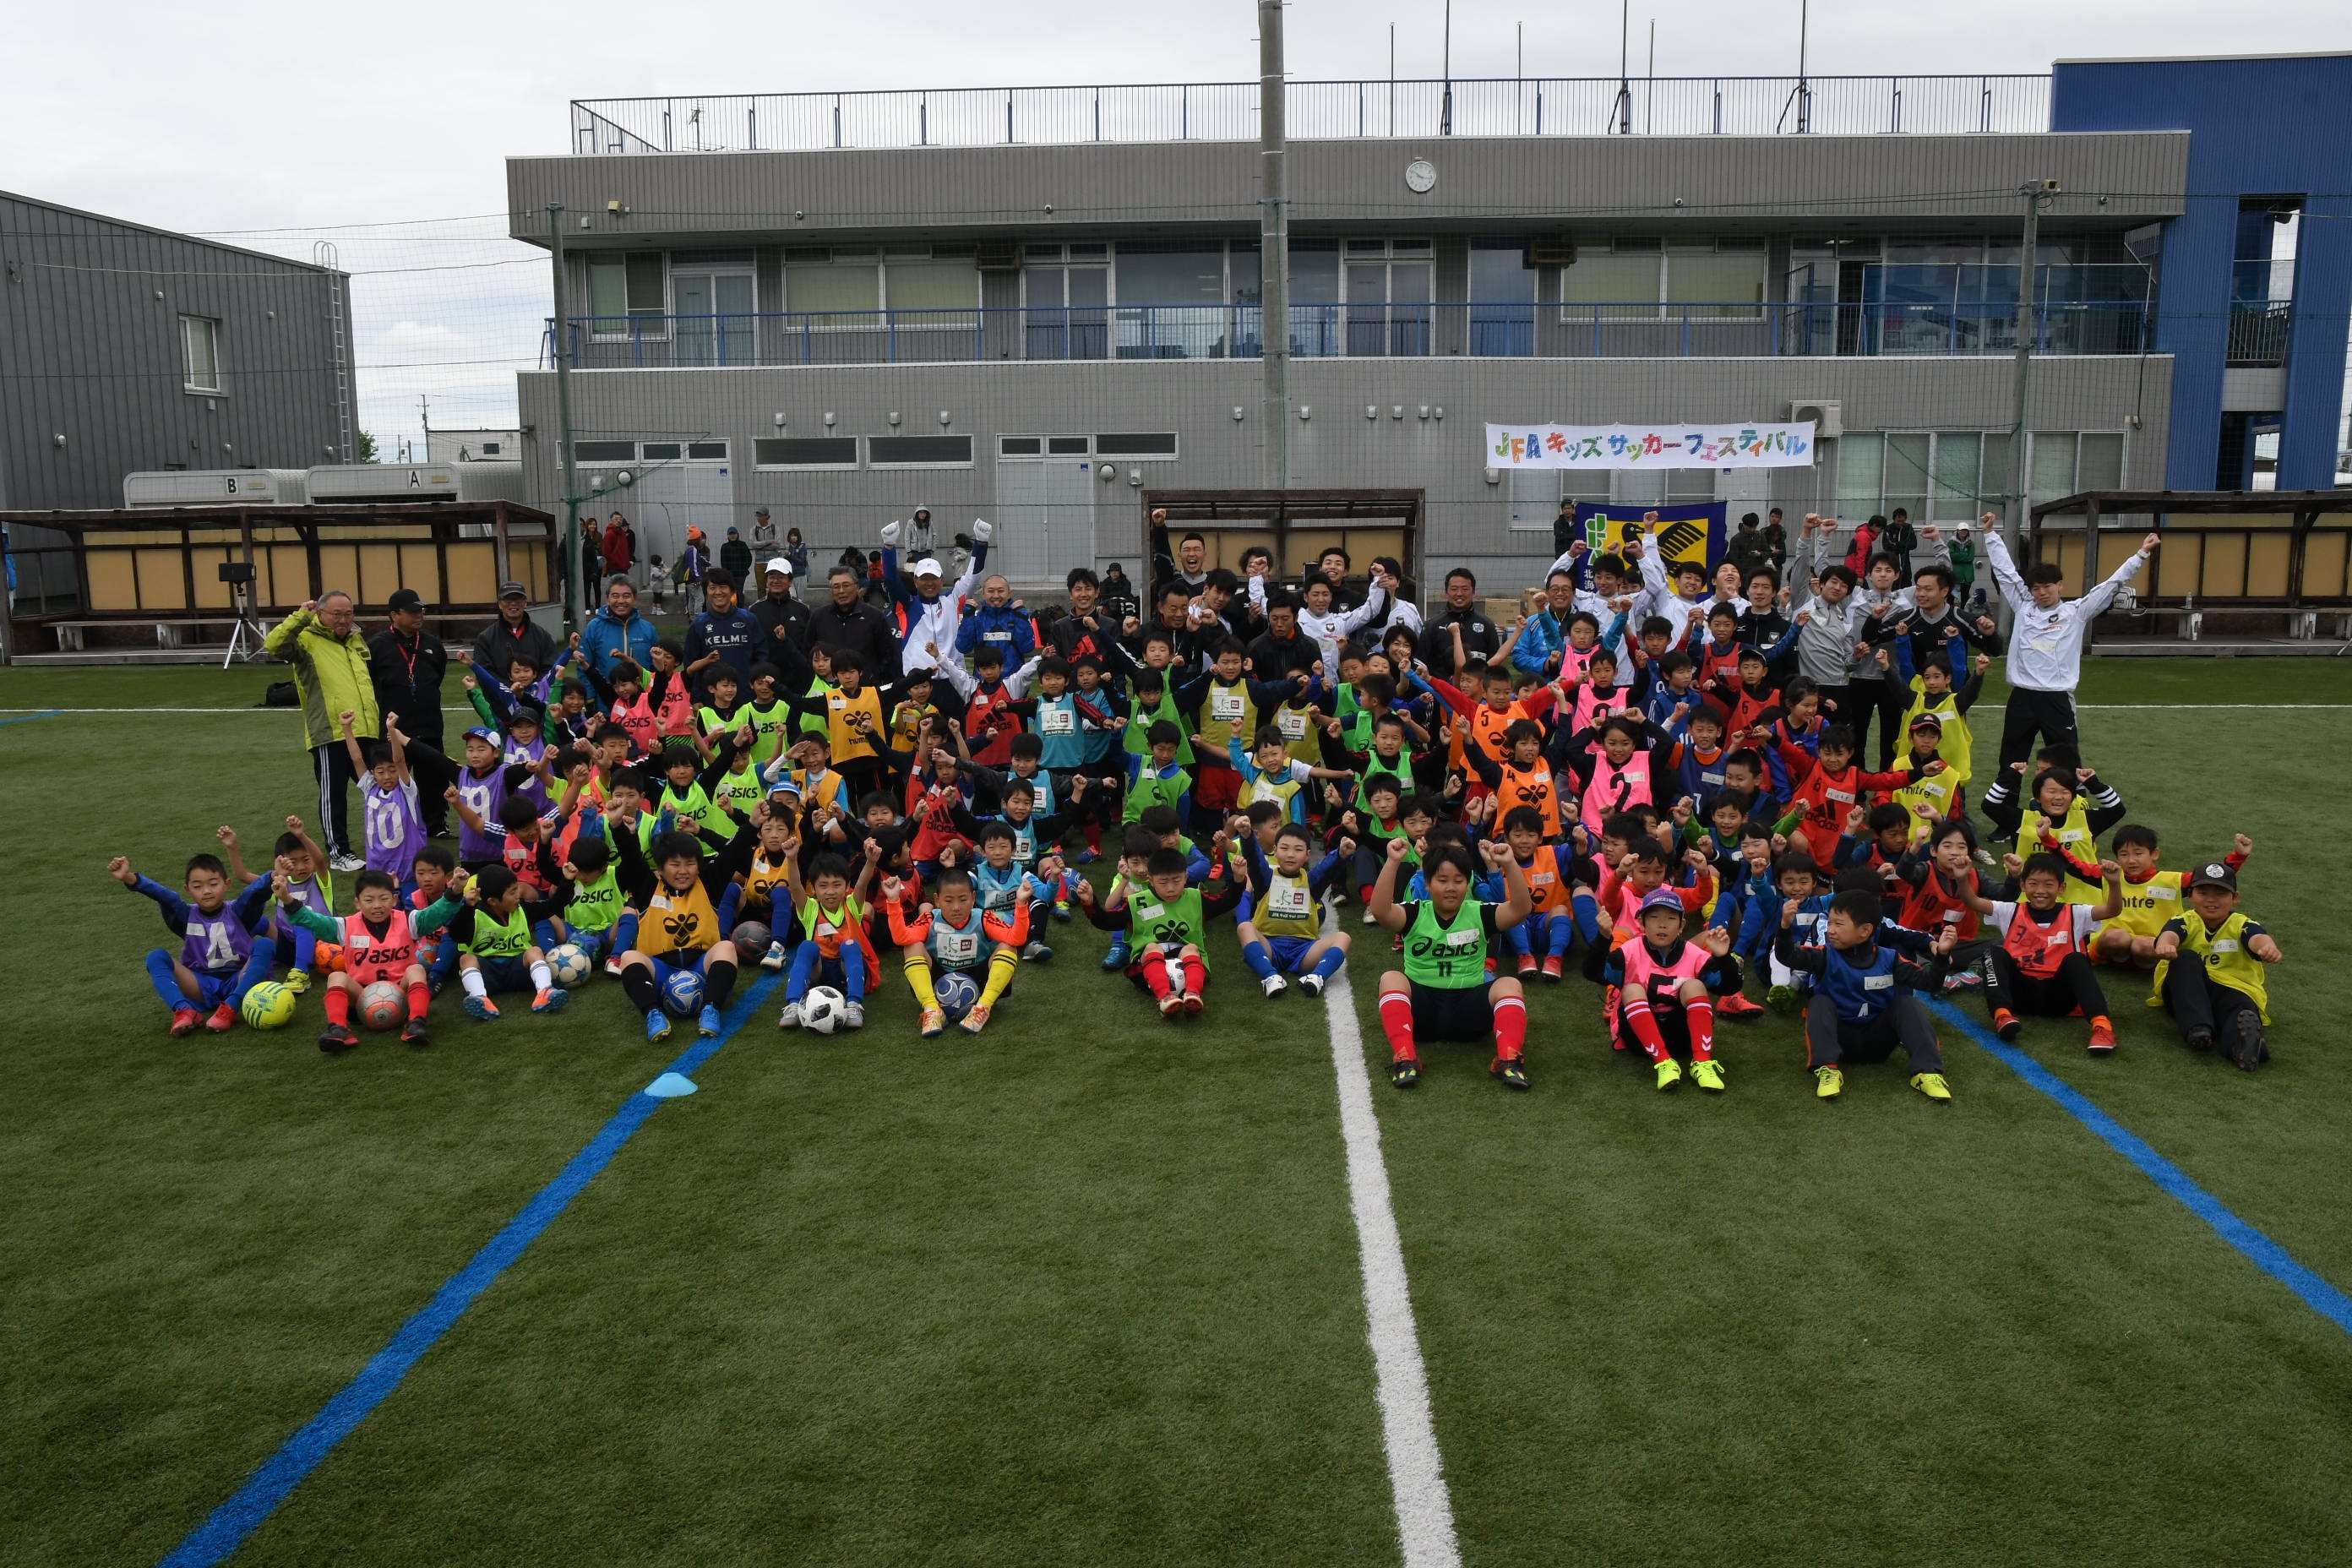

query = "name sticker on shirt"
[[1445, 927, 1478, 948], [2212, 939, 2240, 953], [1864, 973, 1893, 990], [1268, 882, 1312, 917], [2153, 885, 2177, 900], [1135, 901, 1165, 921], [1211, 690, 1245, 721], [1277, 709, 1309, 739], [1040, 708, 1075, 735]]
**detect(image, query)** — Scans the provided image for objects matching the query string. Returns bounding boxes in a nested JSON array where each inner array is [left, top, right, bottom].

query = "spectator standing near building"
[[1948, 522, 1981, 612], [263, 591, 378, 872], [678, 530, 710, 618], [750, 507, 778, 552], [601, 511, 635, 582], [1879, 508, 1920, 578], [368, 588, 451, 837], [721, 526, 754, 584], [783, 527, 810, 583], [1726, 513, 1774, 587]]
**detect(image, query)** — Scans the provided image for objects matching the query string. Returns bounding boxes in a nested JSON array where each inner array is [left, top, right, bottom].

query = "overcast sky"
[[10, 1, 2349, 455]]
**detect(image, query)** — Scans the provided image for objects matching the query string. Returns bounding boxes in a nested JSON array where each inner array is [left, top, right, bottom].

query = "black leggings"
[[1984, 947, 2108, 1019]]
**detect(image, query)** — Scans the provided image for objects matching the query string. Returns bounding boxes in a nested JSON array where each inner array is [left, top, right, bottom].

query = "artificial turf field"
[[4, 657, 2349, 1567]]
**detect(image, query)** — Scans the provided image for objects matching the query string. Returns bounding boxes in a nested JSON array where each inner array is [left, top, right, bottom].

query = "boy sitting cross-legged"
[[1778, 886, 1960, 1102]]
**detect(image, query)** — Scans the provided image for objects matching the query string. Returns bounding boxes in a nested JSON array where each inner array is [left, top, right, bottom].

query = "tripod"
[[221, 572, 268, 669]]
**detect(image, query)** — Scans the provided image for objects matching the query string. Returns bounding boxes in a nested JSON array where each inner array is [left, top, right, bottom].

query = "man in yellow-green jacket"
[[265, 591, 380, 871]]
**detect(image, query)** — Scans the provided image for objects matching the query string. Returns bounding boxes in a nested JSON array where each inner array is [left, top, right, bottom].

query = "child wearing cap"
[[1597, 885, 1738, 1092], [2151, 858, 2283, 1071]]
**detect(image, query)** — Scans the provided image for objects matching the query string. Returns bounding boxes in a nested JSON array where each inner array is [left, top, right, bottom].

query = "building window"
[[1836, 430, 2121, 518], [867, 435, 973, 468], [481, 441, 501, 455], [585, 253, 666, 337], [1560, 238, 1764, 320], [570, 440, 636, 463], [181, 315, 220, 391], [786, 249, 880, 322], [1094, 433, 1178, 457], [883, 254, 978, 325], [754, 437, 859, 469], [998, 435, 1095, 459]]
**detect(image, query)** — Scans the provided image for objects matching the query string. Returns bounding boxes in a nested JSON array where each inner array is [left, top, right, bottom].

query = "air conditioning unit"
[[975, 242, 1021, 272], [1789, 400, 1843, 438], [1526, 235, 1576, 268]]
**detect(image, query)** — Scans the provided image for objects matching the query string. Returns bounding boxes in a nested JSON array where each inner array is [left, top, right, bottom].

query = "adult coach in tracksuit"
[[1979, 517, 2159, 775], [881, 517, 991, 678], [264, 591, 378, 871]]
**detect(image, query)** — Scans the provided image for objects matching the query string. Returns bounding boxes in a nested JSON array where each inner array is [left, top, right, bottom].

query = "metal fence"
[[569, 74, 2050, 154], [547, 298, 2148, 368], [2227, 302, 2292, 366]]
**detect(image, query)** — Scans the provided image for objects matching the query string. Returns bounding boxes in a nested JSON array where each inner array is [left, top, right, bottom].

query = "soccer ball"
[[659, 967, 706, 1018], [241, 982, 297, 1030], [800, 985, 847, 1035], [934, 969, 980, 1021], [358, 981, 407, 1031], [731, 919, 772, 957], [547, 942, 595, 987]]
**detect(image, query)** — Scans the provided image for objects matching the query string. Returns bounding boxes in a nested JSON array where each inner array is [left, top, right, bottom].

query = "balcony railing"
[[547, 299, 2152, 369], [2227, 301, 2292, 367], [570, 74, 2050, 154]]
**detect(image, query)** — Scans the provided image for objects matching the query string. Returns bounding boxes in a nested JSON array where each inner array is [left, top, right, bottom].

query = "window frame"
[[864, 434, 975, 470], [179, 314, 221, 393], [584, 253, 668, 341], [753, 436, 862, 471]]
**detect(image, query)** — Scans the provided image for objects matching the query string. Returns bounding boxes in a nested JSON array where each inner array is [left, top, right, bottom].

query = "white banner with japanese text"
[[1486, 422, 1817, 469]]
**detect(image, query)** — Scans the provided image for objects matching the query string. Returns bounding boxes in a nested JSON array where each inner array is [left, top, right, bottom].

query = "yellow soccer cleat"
[[1815, 1065, 1843, 1100], [1654, 1058, 1684, 1092], [1689, 1059, 1726, 1093], [281, 968, 311, 995], [1911, 1072, 1953, 1103]]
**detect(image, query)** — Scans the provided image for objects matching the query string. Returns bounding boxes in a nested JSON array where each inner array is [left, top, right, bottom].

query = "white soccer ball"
[[800, 984, 847, 1036], [546, 942, 595, 987]]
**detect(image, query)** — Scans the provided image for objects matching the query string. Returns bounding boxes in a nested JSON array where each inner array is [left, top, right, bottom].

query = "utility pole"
[[1258, 0, 1290, 490], [1440, 0, 1454, 135], [547, 204, 586, 632], [2006, 179, 2059, 562]]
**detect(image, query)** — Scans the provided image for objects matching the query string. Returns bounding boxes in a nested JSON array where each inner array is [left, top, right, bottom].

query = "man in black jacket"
[[1423, 568, 1501, 679], [368, 588, 452, 836], [749, 557, 809, 653], [471, 582, 561, 678], [1244, 594, 1320, 678], [807, 564, 898, 681]]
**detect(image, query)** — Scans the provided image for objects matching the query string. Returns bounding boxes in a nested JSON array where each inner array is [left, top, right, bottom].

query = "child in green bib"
[[1369, 835, 1533, 1092]]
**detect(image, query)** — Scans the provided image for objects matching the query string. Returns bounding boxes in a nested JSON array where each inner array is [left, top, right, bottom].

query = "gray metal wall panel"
[[516, 352, 2169, 595], [508, 131, 2188, 249]]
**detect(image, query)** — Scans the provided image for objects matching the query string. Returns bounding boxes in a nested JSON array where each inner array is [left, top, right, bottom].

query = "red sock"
[[1686, 997, 1716, 1062], [1378, 989, 1418, 1060], [1084, 823, 1101, 852], [408, 982, 430, 1020], [1182, 954, 1206, 994], [1359, 884, 1375, 906], [324, 988, 351, 1026], [1492, 994, 1527, 1060], [1142, 951, 1176, 999], [1621, 998, 1671, 1064]]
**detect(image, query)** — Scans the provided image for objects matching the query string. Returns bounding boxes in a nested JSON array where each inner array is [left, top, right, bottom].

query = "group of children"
[[113, 510, 2284, 1098]]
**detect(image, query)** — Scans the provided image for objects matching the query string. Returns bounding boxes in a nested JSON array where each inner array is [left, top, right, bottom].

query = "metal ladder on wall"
[[315, 242, 353, 462]]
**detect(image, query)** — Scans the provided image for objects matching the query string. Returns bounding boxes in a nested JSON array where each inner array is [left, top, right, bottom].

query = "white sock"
[[461, 968, 488, 999], [531, 960, 554, 992]]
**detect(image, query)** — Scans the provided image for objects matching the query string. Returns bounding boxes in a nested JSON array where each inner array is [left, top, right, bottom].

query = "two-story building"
[[501, 52, 2351, 594]]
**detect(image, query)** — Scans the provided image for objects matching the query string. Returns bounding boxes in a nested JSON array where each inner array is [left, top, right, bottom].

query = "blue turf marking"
[[0, 709, 63, 727], [159, 972, 783, 1568], [1929, 998, 2352, 1337]]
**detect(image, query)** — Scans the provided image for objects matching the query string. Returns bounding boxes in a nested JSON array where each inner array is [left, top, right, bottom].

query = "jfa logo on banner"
[[1487, 422, 1816, 469]]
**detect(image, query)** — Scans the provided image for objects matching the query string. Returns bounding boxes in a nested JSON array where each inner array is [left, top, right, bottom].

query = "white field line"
[[1320, 948, 1462, 1568]]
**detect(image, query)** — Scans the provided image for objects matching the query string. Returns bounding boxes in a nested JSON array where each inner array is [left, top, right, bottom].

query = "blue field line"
[[159, 972, 784, 1568], [0, 708, 62, 726], [1929, 998, 2352, 1338]]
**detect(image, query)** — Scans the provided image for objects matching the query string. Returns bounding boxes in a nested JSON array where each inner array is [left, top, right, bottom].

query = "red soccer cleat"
[[168, 1007, 202, 1037], [1717, 990, 1766, 1018], [1540, 955, 1564, 983], [205, 1004, 237, 1033], [1992, 1007, 2022, 1043], [1516, 955, 1539, 978], [1180, 991, 1205, 1017], [2087, 1017, 2117, 1054]]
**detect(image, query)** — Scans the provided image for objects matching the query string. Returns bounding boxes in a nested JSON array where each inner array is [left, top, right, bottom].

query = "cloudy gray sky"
[[11, 2, 2349, 455]]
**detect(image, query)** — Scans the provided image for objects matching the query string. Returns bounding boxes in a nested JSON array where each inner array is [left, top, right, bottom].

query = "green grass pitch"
[[3, 659, 2349, 1566]]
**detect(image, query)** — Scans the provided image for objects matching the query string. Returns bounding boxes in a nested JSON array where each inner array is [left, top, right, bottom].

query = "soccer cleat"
[[1716, 991, 1766, 1018], [1992, 1008, 2023, 1042], [1261, 973, 1288, 999], [1654, 1058, 1685, 1092], [1390, 1054, 1420, 1089], [841, 1001, 865, 1030], [1159, 991, 1185, 1019], [961, 1003, 993, 1035], [282, 968, 311, 995], [776, 1000, 802, 1030], [1298, 972, 1326, 999], [428, 972, 448, 998], [206, 1004, 237, 1033], [760, 940, 787, 972], [1075, 848, 1100, 864], [603, 956, 625, 979], [1101, 943, 1130, 972], [1181, 991, 1205, 1017], [2184, 1025, 2215, 1051], [2086, 1018, 2117, 1054], [1943, 968, 1984, 992], [169, 1007, 203, 1037], [1054, 900, 1073, 923], [1766, 983, 1797, 1013], [318, 1024, 358, 1055], [1023, 941, 1054, 963], [1516, 954, 1539, 978], [697, 1003, 721, 1037], [1690, 1059, 1726, 1092], [918, 1007, 947, 1038], [645, 1008, 672, 1043], [532, 987, 569, 1015], [1492, 1054, 1530, 1091], [329, 852, 367, 874], [1361, 905, 1378, 925], [463, 994, 502, 1021], [401, 1017, 430, 1048], [1541, 955, 1565, 983], [1911, 1072, 1953, 1102], [1816, 1065, 1844, 1100], [1974, 847, 1999, 868], [2228, 1010, 2268, 1071]]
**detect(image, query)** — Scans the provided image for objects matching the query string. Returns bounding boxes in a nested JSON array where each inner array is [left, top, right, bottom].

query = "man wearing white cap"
[[750, 555, 809, 652], [879, 515, 991, 678]]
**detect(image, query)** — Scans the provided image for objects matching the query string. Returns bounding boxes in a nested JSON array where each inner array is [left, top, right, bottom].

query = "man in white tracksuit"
[[881, 517, 991, 678], [1980, 512, 2159, 773]]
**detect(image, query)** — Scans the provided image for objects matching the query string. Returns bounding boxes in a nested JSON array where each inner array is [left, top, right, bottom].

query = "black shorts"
[[1410, 980, 1494, 1044]]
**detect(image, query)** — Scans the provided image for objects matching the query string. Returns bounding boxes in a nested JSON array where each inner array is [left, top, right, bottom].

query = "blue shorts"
[[1267, 934, 1319, 973], [649, 951, 711, 984], [475, 955, 532, 994]]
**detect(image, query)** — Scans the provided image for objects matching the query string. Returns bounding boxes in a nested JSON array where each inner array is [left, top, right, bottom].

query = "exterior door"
[[1024, 264, 1108, 360], [674, 270, 754, 366], [994, 458, 1097, 581], [627, 459, 735, 569]]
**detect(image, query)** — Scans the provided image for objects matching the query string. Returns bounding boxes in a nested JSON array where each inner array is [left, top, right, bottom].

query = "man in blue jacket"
[[954, 573, 1038, 670], [576, 574, 657, 678], [684, 568, 766, 689]]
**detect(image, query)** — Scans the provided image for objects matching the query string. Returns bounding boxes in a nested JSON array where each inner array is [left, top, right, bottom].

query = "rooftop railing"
[[569, 74, 2050, 155], [543, 297, 2148, 368]]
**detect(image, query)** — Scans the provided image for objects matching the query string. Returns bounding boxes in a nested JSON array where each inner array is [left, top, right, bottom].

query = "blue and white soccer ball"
[[800, 984, 848, 1035], [546, 942, 595, 988], [659, 968, 706, 1018], [934, 969, 980, 1021]]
